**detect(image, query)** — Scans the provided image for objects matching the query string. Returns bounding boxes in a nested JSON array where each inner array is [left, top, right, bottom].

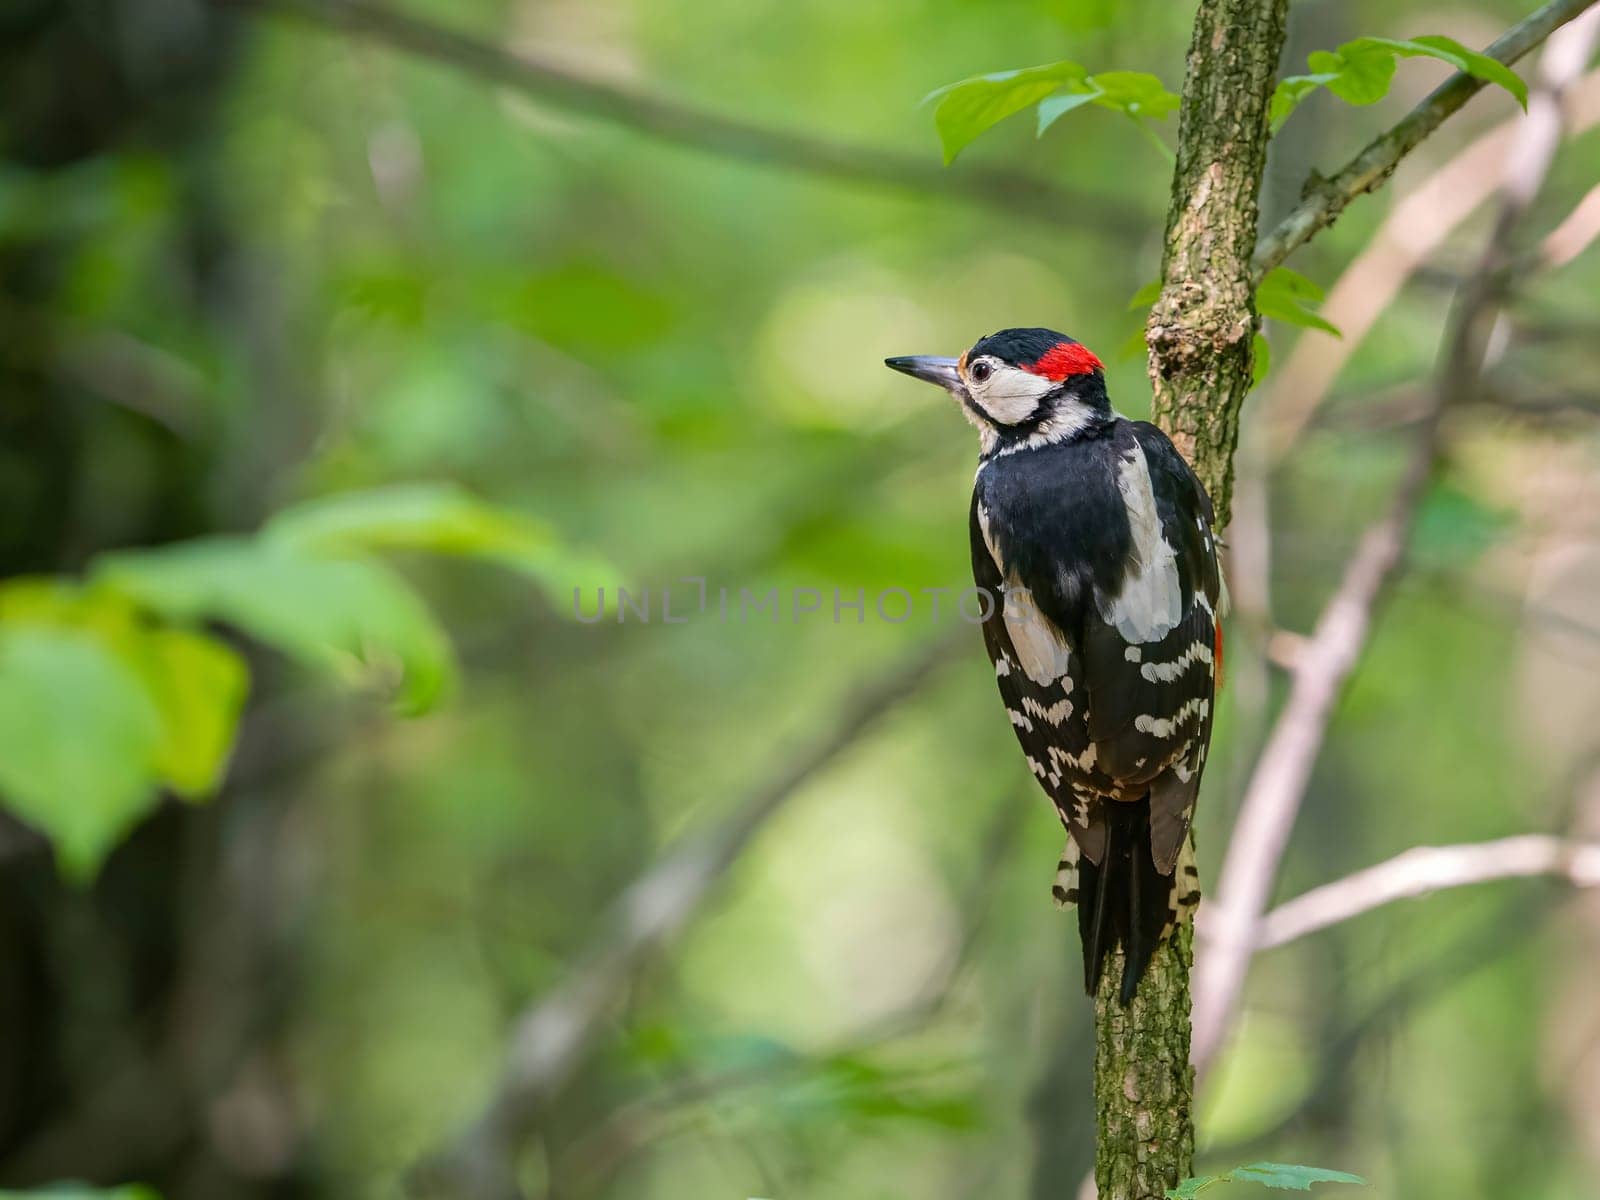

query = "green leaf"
[[96, 539, 455, 716], [1170, 1176, 1224, 1199], [1117, 323, 1149, 361], [1167, 1162, 1366, 1198], [1271, 34, 1526, 131], [1085, 70, 1181, 120], [926, 60, 1088, 163], [263, 482, 606, 595], [930, 61, 1177, 158], [0, 628, 164, 880], [1251, 332, 1272, 387], [1313, 44, 1396, 107], [1268, 74, 1335, 129], [1232, 1164, 1367, 1191], [0, 580, 249, 804], [0, 576, 138, 634], [1256, 267, 1341, 336], [1036, 89, 1101, 135], [1127, 279, 1163, 310], [123, 628, 249, 798], [1374, 36, 1527, 109], [1037, 71, 1180, 138]]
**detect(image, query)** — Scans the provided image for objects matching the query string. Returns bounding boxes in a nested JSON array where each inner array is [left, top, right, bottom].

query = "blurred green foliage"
[[0, 483, 597, 877], [1, 0, 1597, 1198], [928, 59, 1181, 163], [1270, 34, 1528, 130]]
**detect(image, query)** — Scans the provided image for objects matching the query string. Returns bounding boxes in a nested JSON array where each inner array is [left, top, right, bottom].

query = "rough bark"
[[1145, 0, 1288, 529], [1092, 927, 1196, 1200], [1094, 4, 1288, 1199]]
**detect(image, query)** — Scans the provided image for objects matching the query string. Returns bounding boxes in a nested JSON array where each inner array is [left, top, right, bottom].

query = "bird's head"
[[886, 327, 1109, 453]]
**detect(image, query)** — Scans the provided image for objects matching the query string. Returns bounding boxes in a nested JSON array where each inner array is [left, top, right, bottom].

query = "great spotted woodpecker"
[[887, 328, 1226, 1004]]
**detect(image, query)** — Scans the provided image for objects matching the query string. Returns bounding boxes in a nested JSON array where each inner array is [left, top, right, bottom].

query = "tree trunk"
[[1091, 928, 1196, 1200], [1092, 4, 1288, 1199], [1146, 0, 1289, 527]]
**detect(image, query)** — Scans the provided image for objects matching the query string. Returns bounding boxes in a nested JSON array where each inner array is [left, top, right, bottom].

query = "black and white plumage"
[[887, 328, 1226, 1004]]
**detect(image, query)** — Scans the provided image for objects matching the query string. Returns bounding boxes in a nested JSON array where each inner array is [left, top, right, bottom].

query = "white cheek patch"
[[971, 365, 1056, 426]]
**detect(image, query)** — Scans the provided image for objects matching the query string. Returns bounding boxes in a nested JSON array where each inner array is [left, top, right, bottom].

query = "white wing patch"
[[979, 500, 1074, 687], [1004, 583, 1073, 686], [1101, 444, 1183, 644], [976, 501, 1001, 566]]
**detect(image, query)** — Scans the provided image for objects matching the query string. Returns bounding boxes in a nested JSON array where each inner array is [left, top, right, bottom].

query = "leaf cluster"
[[927, 60, 1178, 163], [0, 484, 602, 878]]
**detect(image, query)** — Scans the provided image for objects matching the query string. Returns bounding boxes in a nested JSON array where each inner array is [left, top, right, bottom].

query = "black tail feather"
[[1083, 826, 1115, 995], [1076, 797, 1173, 1005]]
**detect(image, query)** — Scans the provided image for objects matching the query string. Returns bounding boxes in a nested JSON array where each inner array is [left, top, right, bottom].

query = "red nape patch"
[[1028, 341, 1103, 381]]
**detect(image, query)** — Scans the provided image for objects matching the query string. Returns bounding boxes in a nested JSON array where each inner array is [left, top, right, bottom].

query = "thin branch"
[[218, 0, 1141, 232], [408, 632, 963, 1200], [1190, 420, 1438, 1073], [1194, 10, 1600, 1077], [1255, 835, 1600, 949], [1266, 70, 1600, 459], [1251, 0, 1600, 284], [1536, 178, 1600, 267], [1206, 891, 1550, 1162], [559, 789, 1030, 1193]]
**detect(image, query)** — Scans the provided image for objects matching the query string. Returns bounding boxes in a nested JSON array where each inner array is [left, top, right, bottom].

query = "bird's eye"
[[969, 360, 993, 384]]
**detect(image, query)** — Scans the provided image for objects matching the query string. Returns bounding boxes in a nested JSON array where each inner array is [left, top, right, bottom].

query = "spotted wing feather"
[[970, 497, 1109, 865], [1103, 423, 1224, 872]]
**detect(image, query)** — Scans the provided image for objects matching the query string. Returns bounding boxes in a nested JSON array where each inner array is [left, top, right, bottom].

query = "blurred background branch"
[[1255, 834, 1600, 949], [411, 632, 963, 1198], [4, 0, 1600, 1196], [216, 0, 1143, 233], [1267, 70, 1600, 459], [1193, 407, 1446, 1073], [1195, 6, 1600, 1077], [1252, 0, 1600, 282]]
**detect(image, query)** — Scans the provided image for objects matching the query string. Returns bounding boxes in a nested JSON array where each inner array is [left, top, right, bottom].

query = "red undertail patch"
[[1029, 341, 1103, 381], [1214, 619, 1225, 692]]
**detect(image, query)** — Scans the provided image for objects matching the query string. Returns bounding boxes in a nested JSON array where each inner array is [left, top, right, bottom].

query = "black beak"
[[885, 355, 963, 391]]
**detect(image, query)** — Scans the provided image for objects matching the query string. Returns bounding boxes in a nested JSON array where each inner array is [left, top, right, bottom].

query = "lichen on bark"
[[1146, 0, 1288, 529]]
